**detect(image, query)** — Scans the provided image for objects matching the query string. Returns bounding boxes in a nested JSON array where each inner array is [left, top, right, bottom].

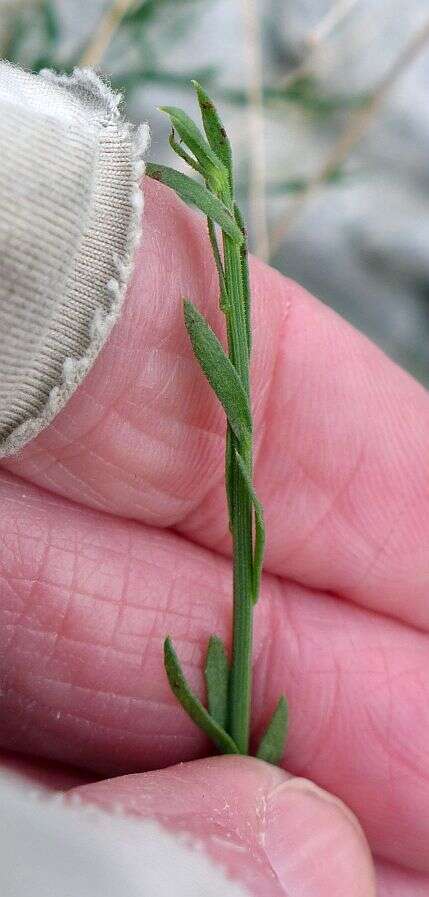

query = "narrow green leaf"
[[159, 105, 228, 193], [206, 218, 227, 309], [183, 300, 251, 442], [146, 164, 243, 244], [192, 80, 233, 197], [122, 0, 159, 25], [112, 66, 217, 95], [164, 637, 239, 754], [123, 0, 202, 27], [204, 636, 229, 728], [256, 696, 288, 765], [169, 129, 203, 175], [234, 450, 265, 603], [234, 203, 251, 353], [222, 80, 368, 114]]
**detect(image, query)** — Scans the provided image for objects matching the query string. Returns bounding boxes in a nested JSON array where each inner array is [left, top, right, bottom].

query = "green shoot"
[[147, 83, 288, 765]]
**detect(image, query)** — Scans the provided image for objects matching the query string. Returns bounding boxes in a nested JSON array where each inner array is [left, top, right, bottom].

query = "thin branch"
[[277, 0, 360, 91], [240, 0, 270, 261], [79, 0, 135, 67], [306, 0, 361, 49], [269, 16, 429, 254]]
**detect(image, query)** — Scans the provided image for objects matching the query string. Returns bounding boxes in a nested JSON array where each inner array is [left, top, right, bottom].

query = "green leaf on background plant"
[[183, 300, 251, 443], [205, 635, 229, 728], [32, 57, 56, 72], [112, 66, 217, 90], [146, 163, 242, 242], [278, 75, 370, 113], [164, 637, 239, 754], [234, 450, 265, 603], [41, 1, 59, 44], [223, 75, 368, 115], [256, 696, 288, 765], [122, 0, 160, 26], [193, 80, 233, 196], [264, 177, 308, 196], [159, 105, 229, 194], [112, 66, 217, 96], [325, 165, 347, 184], [122, 0, 200, 27]]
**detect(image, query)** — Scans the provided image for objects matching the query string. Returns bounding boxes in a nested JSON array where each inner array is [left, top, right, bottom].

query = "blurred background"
[[1, 0, 428, 383]]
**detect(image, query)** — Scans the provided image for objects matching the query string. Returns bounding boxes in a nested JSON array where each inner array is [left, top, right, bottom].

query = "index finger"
[[3, 179, 429, 629]]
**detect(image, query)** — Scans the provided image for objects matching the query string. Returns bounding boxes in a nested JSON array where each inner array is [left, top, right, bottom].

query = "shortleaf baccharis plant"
[[146, 82, 288, 765]]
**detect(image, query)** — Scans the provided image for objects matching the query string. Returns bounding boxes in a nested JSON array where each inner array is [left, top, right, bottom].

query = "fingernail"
[[263, 778, 376, 896]]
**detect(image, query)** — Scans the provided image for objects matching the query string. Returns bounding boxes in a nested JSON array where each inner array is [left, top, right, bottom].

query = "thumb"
[[74, 756, 376, 897]]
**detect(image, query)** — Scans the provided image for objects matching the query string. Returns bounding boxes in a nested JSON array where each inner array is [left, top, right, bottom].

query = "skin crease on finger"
[[376, 860, 429, 897]]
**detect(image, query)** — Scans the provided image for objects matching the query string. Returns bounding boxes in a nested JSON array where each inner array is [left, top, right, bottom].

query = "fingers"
[[74, 757, 376, 897], [0, 749, 92, 791], [376, 860, 429, 897], [1, 471, 429, 871], [3, 180, 429, 631]]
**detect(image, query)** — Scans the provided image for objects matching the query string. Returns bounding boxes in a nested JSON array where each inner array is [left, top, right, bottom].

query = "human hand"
[[1, 179, 428, 895]]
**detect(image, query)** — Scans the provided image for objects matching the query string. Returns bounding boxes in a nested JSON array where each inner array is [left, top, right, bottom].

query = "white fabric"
[[0, 774, 249, 897], [0, 62, 149, 457]]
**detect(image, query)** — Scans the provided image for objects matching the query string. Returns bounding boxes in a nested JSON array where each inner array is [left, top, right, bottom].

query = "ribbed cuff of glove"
[[0, 62, 150, 457]]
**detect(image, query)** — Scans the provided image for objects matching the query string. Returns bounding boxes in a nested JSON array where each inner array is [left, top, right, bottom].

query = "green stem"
[[222, 230, 254, 755], [229, 435, 253, 753]]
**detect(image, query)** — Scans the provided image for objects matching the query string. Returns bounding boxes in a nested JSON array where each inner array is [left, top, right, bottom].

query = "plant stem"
[[229, 435, 253, 753], [222, 228, 253, 754]]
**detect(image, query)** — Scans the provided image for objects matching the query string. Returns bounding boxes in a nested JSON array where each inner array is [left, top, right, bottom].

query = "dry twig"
[[306, 0, 361, 49], [269, 16, 429, 254], [79, 0, 135, 67], [278, 0, 360, 91], [240, 0, 270, 260]]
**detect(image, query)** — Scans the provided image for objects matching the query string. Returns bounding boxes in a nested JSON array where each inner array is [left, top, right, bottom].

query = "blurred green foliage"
[[0, 0, 370, 201], [1, 0, 366, 191]]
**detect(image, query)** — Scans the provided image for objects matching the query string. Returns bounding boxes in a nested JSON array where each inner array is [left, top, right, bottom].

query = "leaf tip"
[[256, 695, 288, 766], [193, 80, 215, 111], [191, 79, 204, 96]]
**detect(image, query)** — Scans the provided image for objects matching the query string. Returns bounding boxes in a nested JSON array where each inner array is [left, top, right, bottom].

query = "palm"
[[1, 181, 428, 896]]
